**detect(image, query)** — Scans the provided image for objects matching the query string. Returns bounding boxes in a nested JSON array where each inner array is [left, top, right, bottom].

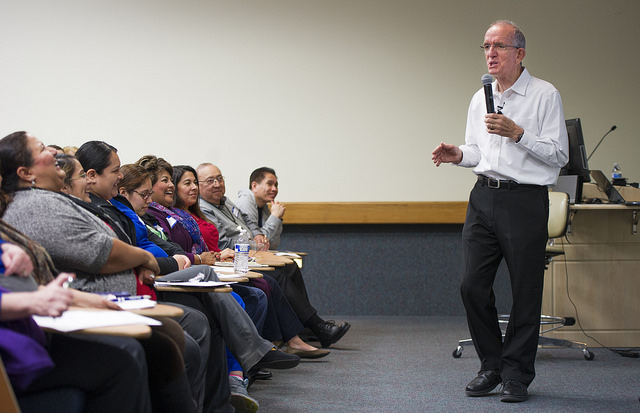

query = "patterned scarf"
[[150, 202, 208, 254]]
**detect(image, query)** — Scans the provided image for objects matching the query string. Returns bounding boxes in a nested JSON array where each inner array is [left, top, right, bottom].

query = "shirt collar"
[[502, 67, 530, 97], [200, 196, 225, 209]]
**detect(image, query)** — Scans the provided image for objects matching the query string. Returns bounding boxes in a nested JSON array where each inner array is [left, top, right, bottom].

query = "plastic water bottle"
[[234, 229, 250, 274], [611, 163, 627, 186], [612, 163, 622, 180]]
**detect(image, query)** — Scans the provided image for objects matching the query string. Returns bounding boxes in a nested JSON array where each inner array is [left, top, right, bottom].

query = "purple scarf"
[[150, 202, 208, 254]]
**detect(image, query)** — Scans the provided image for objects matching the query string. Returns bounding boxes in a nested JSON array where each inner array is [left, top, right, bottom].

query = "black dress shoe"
[[253, 348, 300, 371], [465, 371, 502, 396], [315, 320, 351, 348], [246, 368, 273, 382], [246, 368, 273, 387], [501, 379, 528, 402]]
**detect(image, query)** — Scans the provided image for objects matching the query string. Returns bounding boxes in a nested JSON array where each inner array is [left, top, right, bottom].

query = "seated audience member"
[[136, 156, 218, 266], [235, 167, 284, 249], [56, 154, 90, 201], [62, 145, 78, 156], [45, 144, 64, 155], [0, 270, 152, 413], [0, 132, 198, 413], [197, 163, 350, 348]]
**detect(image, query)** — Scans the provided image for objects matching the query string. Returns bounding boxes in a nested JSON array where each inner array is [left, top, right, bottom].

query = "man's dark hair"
[[249, 167, 277, 189]]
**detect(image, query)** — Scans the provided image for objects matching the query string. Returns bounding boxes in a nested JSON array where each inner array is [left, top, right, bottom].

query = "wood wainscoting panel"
[[283, 202, 468, 224]]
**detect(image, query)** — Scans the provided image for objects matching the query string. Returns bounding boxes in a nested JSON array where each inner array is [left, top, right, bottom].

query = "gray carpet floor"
[[249, 316, 640, 413]]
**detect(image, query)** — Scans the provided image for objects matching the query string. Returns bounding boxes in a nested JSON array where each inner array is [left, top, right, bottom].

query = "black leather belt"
[[477, 175, 543, 190]]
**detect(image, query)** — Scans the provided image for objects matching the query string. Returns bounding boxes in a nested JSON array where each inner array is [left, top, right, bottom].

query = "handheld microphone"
[[587, 125, 617, 161], [481, 74, 495, 113]]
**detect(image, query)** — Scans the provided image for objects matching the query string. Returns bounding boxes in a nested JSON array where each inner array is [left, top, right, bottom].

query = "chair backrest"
[[0, 358, 21, 413], [548, 191, 570, 239]]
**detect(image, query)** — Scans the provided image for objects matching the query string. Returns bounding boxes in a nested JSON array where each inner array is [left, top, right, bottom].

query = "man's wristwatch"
[[516, 131, 524, 143]]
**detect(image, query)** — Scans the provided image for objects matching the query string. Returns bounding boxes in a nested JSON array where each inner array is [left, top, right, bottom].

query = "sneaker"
[[229, 376, 259, 413]]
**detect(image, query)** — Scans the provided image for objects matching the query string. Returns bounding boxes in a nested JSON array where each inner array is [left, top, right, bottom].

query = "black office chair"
[[452, 191, 595, 361]]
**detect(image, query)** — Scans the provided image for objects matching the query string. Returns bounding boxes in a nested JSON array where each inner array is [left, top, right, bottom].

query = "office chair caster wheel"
[[452, 346, 463, 358], [583, 349, 594, 360]]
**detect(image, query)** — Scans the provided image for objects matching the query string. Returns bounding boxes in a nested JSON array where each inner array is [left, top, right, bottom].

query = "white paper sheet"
[[116, 298, 157, 310], [155, 280, 235, 288], [33, 310, 162, 333], [274, 252, 301, 258], [213, 262, 266, 268]]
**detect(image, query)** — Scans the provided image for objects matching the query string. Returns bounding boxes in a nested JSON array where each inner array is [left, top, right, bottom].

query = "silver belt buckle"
[[487, 178, 500, 189]]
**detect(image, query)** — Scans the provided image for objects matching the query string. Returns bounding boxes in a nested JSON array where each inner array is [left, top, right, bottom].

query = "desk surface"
[[254, 251, 294, 266], [69, 323, 152, 339], [156, 285, 233, 293], [131, 303, 184, 318], [572, 203, 640, 210]]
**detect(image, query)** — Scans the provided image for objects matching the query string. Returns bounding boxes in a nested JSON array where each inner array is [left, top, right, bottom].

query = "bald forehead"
[[197, 164, 221, 178], [486, 22, 514, 36]]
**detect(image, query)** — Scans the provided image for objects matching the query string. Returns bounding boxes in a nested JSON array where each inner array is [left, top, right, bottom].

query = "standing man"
[[235, 167, 285, 249], [432, 20, 568, 402]]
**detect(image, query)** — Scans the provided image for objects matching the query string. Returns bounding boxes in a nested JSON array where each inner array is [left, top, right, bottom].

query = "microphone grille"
[[481, 74, 493, 85]]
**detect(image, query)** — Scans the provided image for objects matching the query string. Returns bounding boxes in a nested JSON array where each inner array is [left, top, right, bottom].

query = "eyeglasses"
[[481, 43, 520, 52], [132, 190, 154, 200], [69, 172, 87, 181], [201, 176, 225, 186]]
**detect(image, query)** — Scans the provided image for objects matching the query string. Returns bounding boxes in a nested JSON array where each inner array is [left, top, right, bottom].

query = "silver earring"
[[31, 179, 36, 188]]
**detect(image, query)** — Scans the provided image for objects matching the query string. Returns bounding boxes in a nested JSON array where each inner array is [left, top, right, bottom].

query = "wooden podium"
[[542, 186, 640, 347]]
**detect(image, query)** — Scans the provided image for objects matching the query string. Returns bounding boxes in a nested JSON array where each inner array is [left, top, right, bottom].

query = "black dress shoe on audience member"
[[246, 368, 273, 388], [250, 369, 273, 381], [316, 320, 351, 348], [500, 379, 528, 402], [254, 348, 300, 371], [465, 370, 502, 396]]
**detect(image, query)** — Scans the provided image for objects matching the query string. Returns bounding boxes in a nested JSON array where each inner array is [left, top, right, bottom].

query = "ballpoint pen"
[[115, 295, 152, 302]]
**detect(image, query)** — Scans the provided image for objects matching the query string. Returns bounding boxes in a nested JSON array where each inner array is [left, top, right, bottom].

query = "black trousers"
[[264, 263, 318, 324], [22, 334, 152, 413], [460, 180, 548, 385], [251, 274, 305, 342]]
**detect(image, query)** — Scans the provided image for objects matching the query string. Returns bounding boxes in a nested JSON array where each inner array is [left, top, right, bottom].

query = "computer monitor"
[[561, 118, 591, 183]]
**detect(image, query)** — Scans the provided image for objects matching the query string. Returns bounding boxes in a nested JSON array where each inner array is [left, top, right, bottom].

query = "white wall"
[[1, 0, 638, 202]]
